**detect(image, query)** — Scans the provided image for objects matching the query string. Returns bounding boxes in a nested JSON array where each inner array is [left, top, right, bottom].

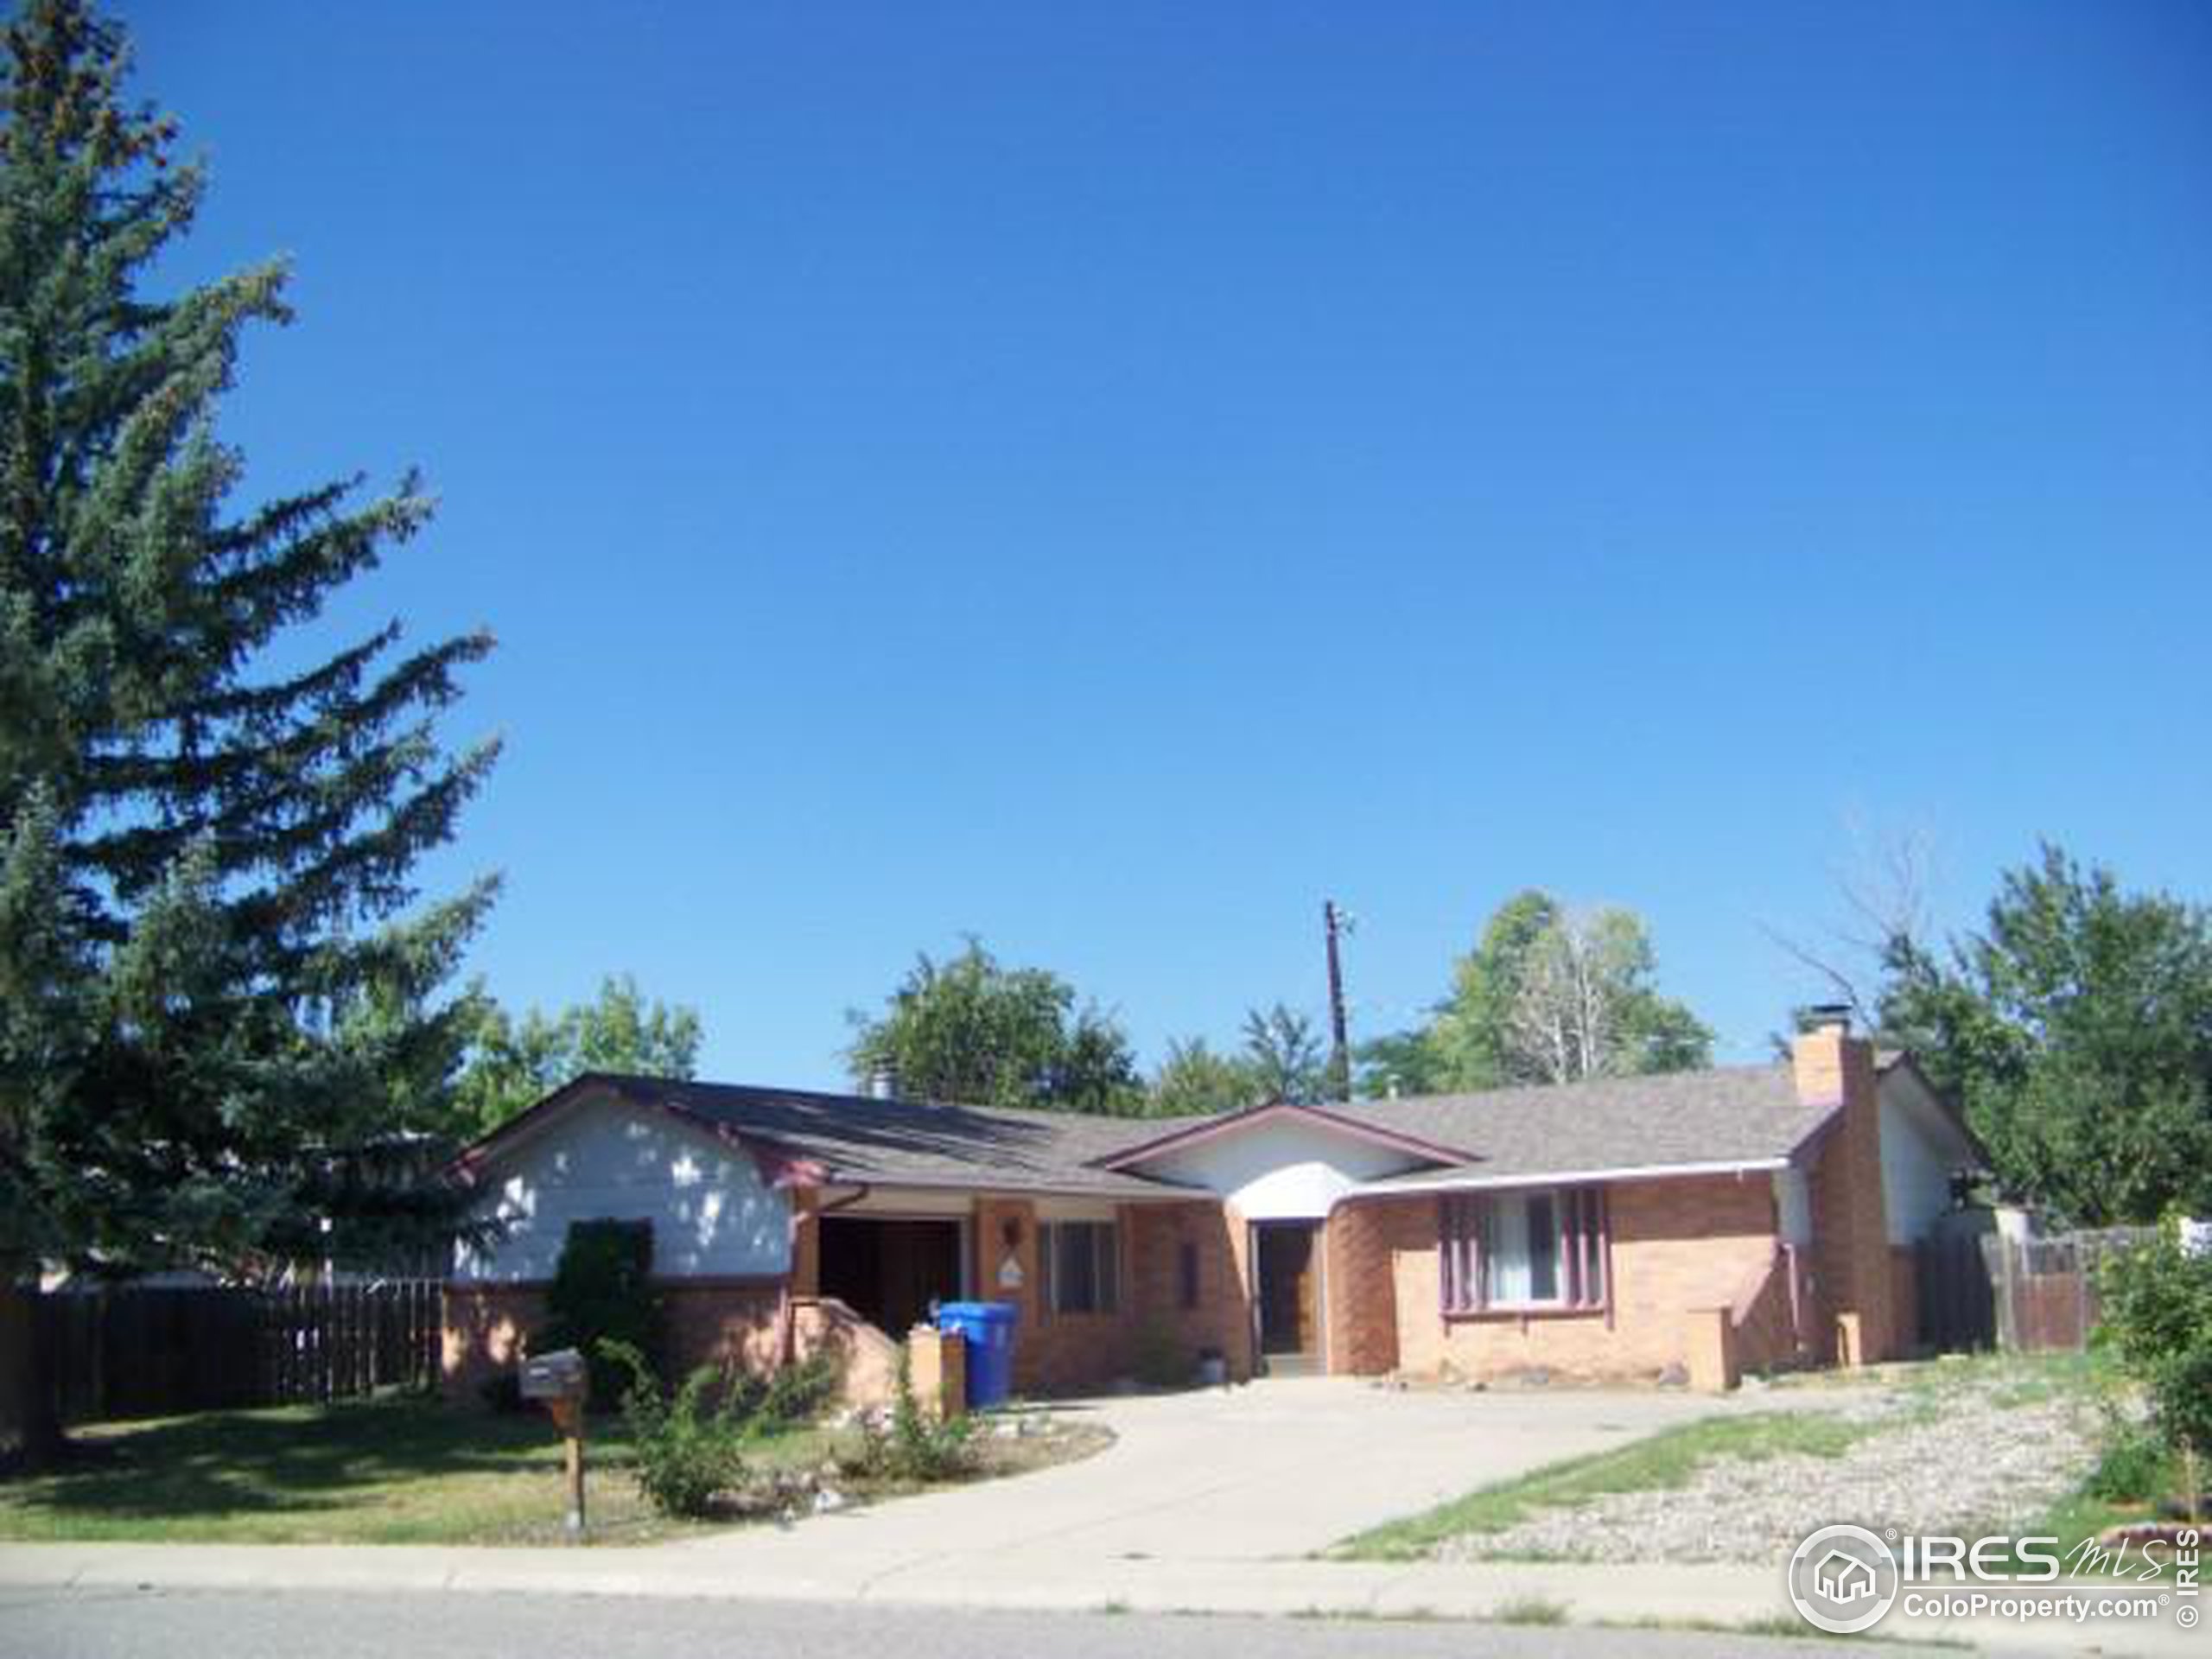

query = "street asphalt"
[[0, 1588, 1957, 1659]]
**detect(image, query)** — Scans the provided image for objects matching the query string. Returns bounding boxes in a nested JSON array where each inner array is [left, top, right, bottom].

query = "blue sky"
[[120, 2, 2211, 1083]]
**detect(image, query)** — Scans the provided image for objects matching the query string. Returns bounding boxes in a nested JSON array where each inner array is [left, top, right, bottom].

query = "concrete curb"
[[0, 1544, 2195, 1656]]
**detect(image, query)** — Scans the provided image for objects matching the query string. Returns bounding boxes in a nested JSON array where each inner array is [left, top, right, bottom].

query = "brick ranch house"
[[442, 1021, 1980, 1403]]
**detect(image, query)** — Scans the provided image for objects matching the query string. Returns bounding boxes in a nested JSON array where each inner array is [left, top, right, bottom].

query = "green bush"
[[2087, 1415, 2171, 1503], [730, 1351, 841, 1440], [537, 1219, 663, 1411], [846, 1362, 976, 1484], [601, 1340, 751, 1519], [2097, 1218, 2212, 1514]]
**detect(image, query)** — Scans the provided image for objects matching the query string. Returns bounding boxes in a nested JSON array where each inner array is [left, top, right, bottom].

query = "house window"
[[1043, 1221, 1121, 1315], [1177, 1239, 1201, 1311], [1440, 1187, 1607, 1314]]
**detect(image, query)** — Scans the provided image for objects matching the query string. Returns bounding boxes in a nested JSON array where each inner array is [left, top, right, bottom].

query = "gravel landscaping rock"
[[1439, 1369, 2099, 1566]]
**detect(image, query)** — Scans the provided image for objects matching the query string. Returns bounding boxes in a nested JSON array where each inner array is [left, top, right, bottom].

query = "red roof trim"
[[1096, 1099, 1475, 1172]]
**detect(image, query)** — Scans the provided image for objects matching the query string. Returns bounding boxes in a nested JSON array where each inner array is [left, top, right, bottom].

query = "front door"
[[1254, 1221, 1320, 1361]]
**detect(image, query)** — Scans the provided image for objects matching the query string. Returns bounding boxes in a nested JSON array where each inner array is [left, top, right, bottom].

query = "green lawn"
[[0, 1391, 834, 1546], [1334, 1408, 1873, 1562]]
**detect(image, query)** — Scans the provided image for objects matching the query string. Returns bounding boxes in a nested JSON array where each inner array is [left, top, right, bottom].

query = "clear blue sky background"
[[118, 2, 2211, 1084]]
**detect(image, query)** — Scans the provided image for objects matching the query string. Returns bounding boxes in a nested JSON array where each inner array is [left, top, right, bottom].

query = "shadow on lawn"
[[3, 1394, 588, 1523]]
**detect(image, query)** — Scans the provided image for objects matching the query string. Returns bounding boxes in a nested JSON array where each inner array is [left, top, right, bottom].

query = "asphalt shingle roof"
[[580, 1074, 1205, 1198], [543, 1063, 1841, 1198], [1326, 1064, 1836, 1189]]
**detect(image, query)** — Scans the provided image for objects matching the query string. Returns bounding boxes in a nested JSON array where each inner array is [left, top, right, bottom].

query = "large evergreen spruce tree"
[[0, 0, 499, 1319]]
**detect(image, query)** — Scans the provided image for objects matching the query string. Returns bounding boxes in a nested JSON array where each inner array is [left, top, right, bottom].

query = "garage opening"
[[817, 1217, 965, 1336]]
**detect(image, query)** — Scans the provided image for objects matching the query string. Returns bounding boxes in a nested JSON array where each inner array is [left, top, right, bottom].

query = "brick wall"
[[441, 1282, 548, 1403], [1387, 1175, 1781, 1382], [1798, 1027, 1903, 1364], [963, 1197, 1259, 1395], [441, 1278, 784, 1405], [660, 1279, 785, 1378], [1129, 1201, 1255, 1382], [1323, 1199, 1408, 1375], [793, 1295, 902, 1408]]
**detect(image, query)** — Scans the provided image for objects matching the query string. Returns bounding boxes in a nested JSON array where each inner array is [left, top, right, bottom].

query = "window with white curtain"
[[1440, 1187, 1607, 1314]]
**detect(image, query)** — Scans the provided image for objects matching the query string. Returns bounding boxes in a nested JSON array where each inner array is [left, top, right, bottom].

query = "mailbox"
[[518, 1348, 587, 1403], [518, 1348, 590, 1536]]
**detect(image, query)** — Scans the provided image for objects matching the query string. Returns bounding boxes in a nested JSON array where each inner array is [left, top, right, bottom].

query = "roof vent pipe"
[[868, 1064, 899, 1101]]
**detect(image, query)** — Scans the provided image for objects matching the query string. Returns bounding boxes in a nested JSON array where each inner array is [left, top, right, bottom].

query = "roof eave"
[[1349, 1155, 1792, 1198]]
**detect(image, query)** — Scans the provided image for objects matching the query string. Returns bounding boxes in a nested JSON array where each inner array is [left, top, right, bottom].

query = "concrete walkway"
[[1, 1381, 2195, 1656], [671, 1376, 1737, 1573]]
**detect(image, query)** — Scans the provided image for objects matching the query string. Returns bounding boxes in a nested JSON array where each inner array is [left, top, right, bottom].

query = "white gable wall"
[[1878, 1069, 1972, 1245], [1132, 1117, 1428, 1220], [454, 1093, 791, 1282]]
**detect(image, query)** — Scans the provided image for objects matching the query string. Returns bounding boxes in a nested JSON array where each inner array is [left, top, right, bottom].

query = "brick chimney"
[[1789, 1006, 1859, 1108], [1789, 1010, 1899, 1367]]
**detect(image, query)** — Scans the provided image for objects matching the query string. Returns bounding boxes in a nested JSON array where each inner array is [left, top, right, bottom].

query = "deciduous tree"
[[1878, 845, 2212, 1224], [456, 976, 704, 1134], [1148, 1035, 1258, 1117], [846, 939, 1141, 1114], [1240, 1002, 1328, 1105]]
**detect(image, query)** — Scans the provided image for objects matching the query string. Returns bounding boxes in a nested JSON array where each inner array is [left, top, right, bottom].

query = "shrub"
[[601, 1339, 750, 1519], [2097, 1218, 2212, 1516], [538, 1219, 663, 1411], [2087, 1412, 2171, 1503], [846, 1362, 976, 1484], [739, 1351, 841, 1439]]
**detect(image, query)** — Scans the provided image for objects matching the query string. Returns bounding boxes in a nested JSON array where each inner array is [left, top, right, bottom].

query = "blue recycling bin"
[[936, 1300, 1017, 1408]]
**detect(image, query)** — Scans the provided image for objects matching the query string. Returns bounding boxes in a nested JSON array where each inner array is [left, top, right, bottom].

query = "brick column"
[[1796, 1024, 1900, 1365], [1324, 1199, 1402, 1376], [789, 1188, 821, 1297]]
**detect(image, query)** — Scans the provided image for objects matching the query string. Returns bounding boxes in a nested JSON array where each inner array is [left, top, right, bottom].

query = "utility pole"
[[1324, 899, 1352, 1101]]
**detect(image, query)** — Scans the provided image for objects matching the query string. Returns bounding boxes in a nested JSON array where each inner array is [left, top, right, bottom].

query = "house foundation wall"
[[441, 1278, 785, 1406]]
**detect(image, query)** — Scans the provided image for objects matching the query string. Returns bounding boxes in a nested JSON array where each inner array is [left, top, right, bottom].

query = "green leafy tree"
[[0, 3, 496, 1458], [1427, 890, 1561, 1089], [2097, 1222, 2212, 1518], [457, 975, 703, 1134], [1878, 845, 2212, 1224], [1148, 1036, 1257, 1117], [1240, 1002, 1327, 1105], [1405, 892, 1712, 1090], [1353, 1028, 1452, 1099], [0, 0, 497, 1289], [846, 938, 1142, 1114]]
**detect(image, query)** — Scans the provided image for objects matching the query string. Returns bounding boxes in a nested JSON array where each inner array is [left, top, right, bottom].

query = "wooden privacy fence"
[[1914, 1226, 2155, 1357], [46, 1279, 442, 1424]]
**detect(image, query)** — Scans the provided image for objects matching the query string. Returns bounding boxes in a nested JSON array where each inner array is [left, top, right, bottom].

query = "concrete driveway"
[[666, 1376, 1773, 1589]]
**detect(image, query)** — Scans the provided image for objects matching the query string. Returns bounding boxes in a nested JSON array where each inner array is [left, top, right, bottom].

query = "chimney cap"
[[1803, 1003, 1854, 1033]]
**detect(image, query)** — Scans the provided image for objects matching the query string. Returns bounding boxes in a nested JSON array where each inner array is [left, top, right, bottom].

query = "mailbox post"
[[519, 1349, 589, 1536]]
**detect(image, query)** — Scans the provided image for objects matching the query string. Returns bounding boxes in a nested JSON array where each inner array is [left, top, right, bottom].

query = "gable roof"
[[1097, 1099, 1478, 1173], [461, 1056, 1921, 1205], [463, 1072, 1205, 1200], [1332, 1064, 1840, 1193]]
